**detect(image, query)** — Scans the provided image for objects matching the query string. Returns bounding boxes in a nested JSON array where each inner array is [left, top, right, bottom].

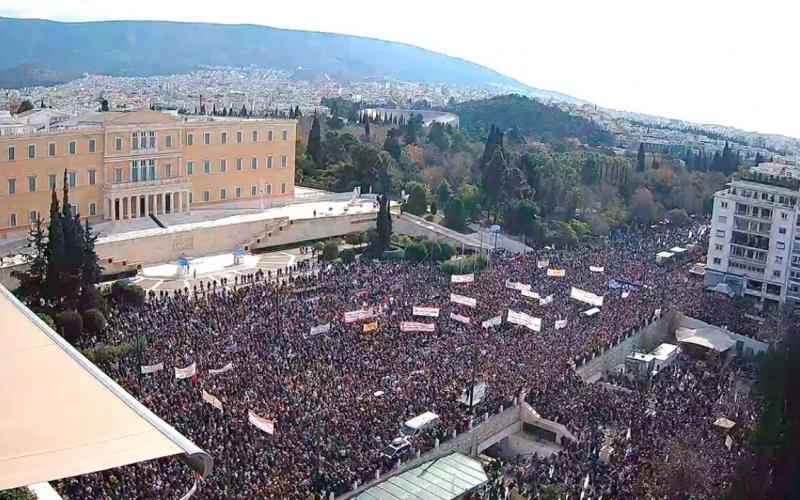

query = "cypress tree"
[[79, 219, 103, 311], [364, 119, 371, 140], [11, 217, 48, 304], [636, 143, 646, 172], [44, 189, 65, 305], [307, 116, 323, 168]]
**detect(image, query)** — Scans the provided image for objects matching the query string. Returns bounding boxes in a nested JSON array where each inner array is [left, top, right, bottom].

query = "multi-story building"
[[0, 110, 296, 238], [705, 162, 800, 305]]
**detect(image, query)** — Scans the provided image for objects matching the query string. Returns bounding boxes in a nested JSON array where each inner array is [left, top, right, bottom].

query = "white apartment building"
[[706, 162, 800, 305]]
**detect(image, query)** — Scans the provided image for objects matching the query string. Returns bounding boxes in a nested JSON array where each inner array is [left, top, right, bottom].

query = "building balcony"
[[103, 176, 190, 196]]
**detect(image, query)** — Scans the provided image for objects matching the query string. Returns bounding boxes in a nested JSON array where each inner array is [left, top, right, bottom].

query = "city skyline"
[[0, 0, 798, 138]]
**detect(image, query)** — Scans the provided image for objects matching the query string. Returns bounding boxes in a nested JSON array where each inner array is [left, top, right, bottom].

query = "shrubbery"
[[441, 254, 488, 275], [55, 310, 83, 344], [321, 241, 339, 261], [110, 280, 145, 306], [82, 308, 108, 335], [340, 247, 356, 264]]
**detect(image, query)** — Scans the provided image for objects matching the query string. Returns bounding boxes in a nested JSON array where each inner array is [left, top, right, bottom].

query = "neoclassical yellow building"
[[0, 110, 296, 237]]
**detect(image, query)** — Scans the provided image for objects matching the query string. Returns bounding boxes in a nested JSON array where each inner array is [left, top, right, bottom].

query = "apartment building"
[[0, 110, 295, 237], [705, 162, 800, 305]]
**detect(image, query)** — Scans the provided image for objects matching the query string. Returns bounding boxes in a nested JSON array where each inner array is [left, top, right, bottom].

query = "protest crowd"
[[54, 220, 766, 499]]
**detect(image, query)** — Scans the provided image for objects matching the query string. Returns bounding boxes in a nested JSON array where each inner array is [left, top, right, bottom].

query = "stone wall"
[[575, 310, 673, 382]]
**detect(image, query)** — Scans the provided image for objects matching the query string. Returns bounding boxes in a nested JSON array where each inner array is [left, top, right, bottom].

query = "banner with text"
[[537, 260, 550, 269], [343, 309, 375, 323], [449, 312, 471, 324], [570, 287, 604, 307], [363, 321, 378, 333], [413, 306, 440, 318], [202, 389, 224, 412], [450, 293, 477, 308], [309, 323, 331, 337], [547, 269, 566, 278], [539, 294, 554, 306], [521, 289, 541, 300], [555, 319, 568, 330], [589, 265, 605, 273], [507, 309, 542, 332], [175, 362, 197, 380], [505, 280, 532, 292], [140, 362, 164, 375], [451, 274, 475, 283], [248, 410, 275, 435], [482, 316, 502, 328], [208, 362, 233, 376], [400, 321, 436, 332]]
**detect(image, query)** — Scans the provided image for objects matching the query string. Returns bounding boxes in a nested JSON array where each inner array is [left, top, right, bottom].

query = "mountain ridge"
[[0, 16, 576, 103]]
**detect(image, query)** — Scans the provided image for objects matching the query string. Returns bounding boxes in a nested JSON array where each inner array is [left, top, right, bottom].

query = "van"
[[400, 411, 440, 438]]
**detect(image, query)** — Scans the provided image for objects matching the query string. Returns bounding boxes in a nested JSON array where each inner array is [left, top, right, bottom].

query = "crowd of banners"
[[209, 362, 233, 376], [537, 260, 549, 269], [363, 321, 378, 333], [174, 362, 197, 380], [308, 323, 331, 337], [412, 306, 440, 318], [343, 308, 375, 323], [450, 273, 474, 284], [589, 265, 605, 273], [547, 268, 566, 277], [570, 286, 604, 307], [140, 362, 164, 375], [505, 280, 532, 292], [449, 312, 471, 324], [507, 309, 542, 332], [400, 321, 436, 332], [482, 316, 502, 328], [202, 389, 224, 412], [450, 293, 477, 308], [555, 319, 568, 330], [248, 410, 275, 435]]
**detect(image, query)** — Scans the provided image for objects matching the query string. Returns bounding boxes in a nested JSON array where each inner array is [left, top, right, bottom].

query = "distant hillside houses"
[[361, 108, 459, 128]]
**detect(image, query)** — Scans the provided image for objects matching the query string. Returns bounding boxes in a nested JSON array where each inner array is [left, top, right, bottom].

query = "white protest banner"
[[451, 273, 475, 284], [400, 321, 436, 332], [140, 362, 164, 375], [482, 316, 502, 328], [343, 309, 375, 323], [537, 260, 550, 269], [450, 293, 477, 308], [248, 410, 275, 434], [202, 389, 224, 412], [449, 312, 471, 324], [174, 362, 197, 379], [413, 306, 440, 318], [570, 287, 604, 307], [547, 269, 566, 278], [621, 290, 631, 299], [507, 309, 542, 332], [725, 434, 733, 450], [539, 294, 554, 306], [209, 362, 233, 376], [589, 265, 605, 273], [505, 280, 532, 292], [555, 319, 568, 330], [521, 289, 541, 299], [309, 323, 330, 337]]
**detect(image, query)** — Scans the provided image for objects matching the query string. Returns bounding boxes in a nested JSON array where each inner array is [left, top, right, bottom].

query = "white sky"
[[1, 0, 798, 137]]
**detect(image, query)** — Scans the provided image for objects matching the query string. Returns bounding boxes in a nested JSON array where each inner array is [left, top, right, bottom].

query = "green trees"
[[404, 242, 427, 263], [17, 99, 34, 113], [436, 179, 453, 207], [405, 182, 430, 216], [307, 115, 323, 168], [637, 143, 646, 172], [12, 174, 105, 344], [481, 147, 507, 220], [631, 187, 657, 224], [444, 196, 467, 231], [321, 241, 339, 261], [427, 122, 450, 152], [373, 155, 393, 256]]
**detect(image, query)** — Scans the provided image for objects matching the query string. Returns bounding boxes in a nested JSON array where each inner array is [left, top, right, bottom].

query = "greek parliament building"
[[0, 110, 296, 237], [705, 161, 800, 306]]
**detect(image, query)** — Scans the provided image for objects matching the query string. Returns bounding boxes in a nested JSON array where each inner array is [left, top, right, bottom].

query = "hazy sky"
[[2, 0, 798, 137]]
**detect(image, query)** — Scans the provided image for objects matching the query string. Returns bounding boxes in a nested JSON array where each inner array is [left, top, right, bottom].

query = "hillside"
[[0, 17, 540, 92], [450, 94, 613, 145]]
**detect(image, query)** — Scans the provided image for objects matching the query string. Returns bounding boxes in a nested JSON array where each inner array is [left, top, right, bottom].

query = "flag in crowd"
[[209, 362, 233, 376], [202, 389, 224, 412]]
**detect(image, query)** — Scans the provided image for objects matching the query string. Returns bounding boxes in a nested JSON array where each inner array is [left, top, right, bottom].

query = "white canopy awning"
[[0, 285, 212, 490]]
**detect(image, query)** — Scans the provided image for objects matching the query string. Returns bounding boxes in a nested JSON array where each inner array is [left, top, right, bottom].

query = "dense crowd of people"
[[54, 220, 766, 499]]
